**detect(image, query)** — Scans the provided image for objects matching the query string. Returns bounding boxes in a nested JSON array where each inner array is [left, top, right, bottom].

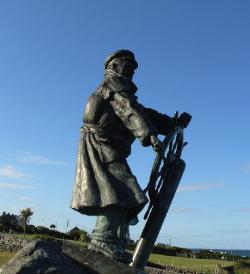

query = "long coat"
[[71, 70, 173, 220]]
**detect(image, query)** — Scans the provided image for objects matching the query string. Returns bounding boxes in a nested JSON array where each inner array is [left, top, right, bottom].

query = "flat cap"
[[104, 49, 138, 69]]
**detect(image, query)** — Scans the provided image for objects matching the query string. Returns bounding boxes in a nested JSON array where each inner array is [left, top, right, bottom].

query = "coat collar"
[[105, 69, 138, 94]]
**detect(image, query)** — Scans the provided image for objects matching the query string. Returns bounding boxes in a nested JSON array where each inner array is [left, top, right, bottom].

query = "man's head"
[[105, 50, 138, 80]]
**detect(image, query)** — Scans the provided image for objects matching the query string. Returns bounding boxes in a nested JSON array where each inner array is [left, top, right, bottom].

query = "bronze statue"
[[71, 50, 191, 264]]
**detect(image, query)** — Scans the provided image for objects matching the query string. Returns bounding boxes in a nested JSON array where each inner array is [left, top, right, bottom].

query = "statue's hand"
[[177, 112, 192, 128], [150, 135, 164, 154]]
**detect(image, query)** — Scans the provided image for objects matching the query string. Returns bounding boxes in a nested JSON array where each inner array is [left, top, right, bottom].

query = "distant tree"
[[0, 212, 20, 232], [79, 229, 90, 242], [152, 243, 192, 257], [26, 224, 36, 234], [50, 224, 56, 230], [68, 226, 81, 241], [156, 242, 168, 248], [20, 208, 33, 234], [68, 227, 90, 242], [36, 226, 50, 235]]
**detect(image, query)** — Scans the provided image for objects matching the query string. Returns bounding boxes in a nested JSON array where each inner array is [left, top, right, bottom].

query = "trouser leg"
[[91, 212, 120, 244], [117, 217, 129, 247], [89, 206, 131, 263]]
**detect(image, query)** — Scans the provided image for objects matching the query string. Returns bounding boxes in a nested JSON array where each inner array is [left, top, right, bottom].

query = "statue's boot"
[[88, 207, 131, 264], [88, 238, 132, 264]]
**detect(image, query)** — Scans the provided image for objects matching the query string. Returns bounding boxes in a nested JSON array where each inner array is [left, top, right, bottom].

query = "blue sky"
[[0, 0, 250, 250]]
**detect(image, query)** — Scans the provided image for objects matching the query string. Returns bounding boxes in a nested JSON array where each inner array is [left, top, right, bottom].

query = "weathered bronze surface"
[[71, 49, 191, 264]]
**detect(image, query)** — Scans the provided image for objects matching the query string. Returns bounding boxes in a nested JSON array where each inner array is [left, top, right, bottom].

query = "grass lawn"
[[149, 253, 234, 272], [0, 251, 16, 267]]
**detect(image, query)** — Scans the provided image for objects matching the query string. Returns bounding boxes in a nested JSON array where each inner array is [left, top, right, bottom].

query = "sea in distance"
[[191, 249, 250, 257]]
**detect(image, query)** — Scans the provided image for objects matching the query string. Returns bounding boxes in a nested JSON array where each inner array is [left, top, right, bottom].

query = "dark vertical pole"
[[131, 159, 186, 270]]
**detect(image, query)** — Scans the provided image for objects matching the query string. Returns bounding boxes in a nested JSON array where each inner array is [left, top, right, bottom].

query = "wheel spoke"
[[144, 126, 185, 221], [166, 139, 173, 160]]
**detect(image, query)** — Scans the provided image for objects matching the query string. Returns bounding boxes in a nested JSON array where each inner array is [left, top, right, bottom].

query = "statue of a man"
[[71, 50, 191, 263]]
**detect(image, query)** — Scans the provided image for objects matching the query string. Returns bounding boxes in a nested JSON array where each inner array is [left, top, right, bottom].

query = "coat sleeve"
[[104, 88, 157, 146], [143, 107, 174, 136]]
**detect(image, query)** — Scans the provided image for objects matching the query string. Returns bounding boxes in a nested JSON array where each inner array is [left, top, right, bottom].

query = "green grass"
[[149, 253, 234, 272], [0, 251, 16, 267], [234, 261, 250, 274], [12, 233, 59, 240]]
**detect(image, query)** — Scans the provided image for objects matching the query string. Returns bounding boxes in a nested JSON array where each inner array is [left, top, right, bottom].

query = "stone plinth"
[[1, 240, 145, 274]]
